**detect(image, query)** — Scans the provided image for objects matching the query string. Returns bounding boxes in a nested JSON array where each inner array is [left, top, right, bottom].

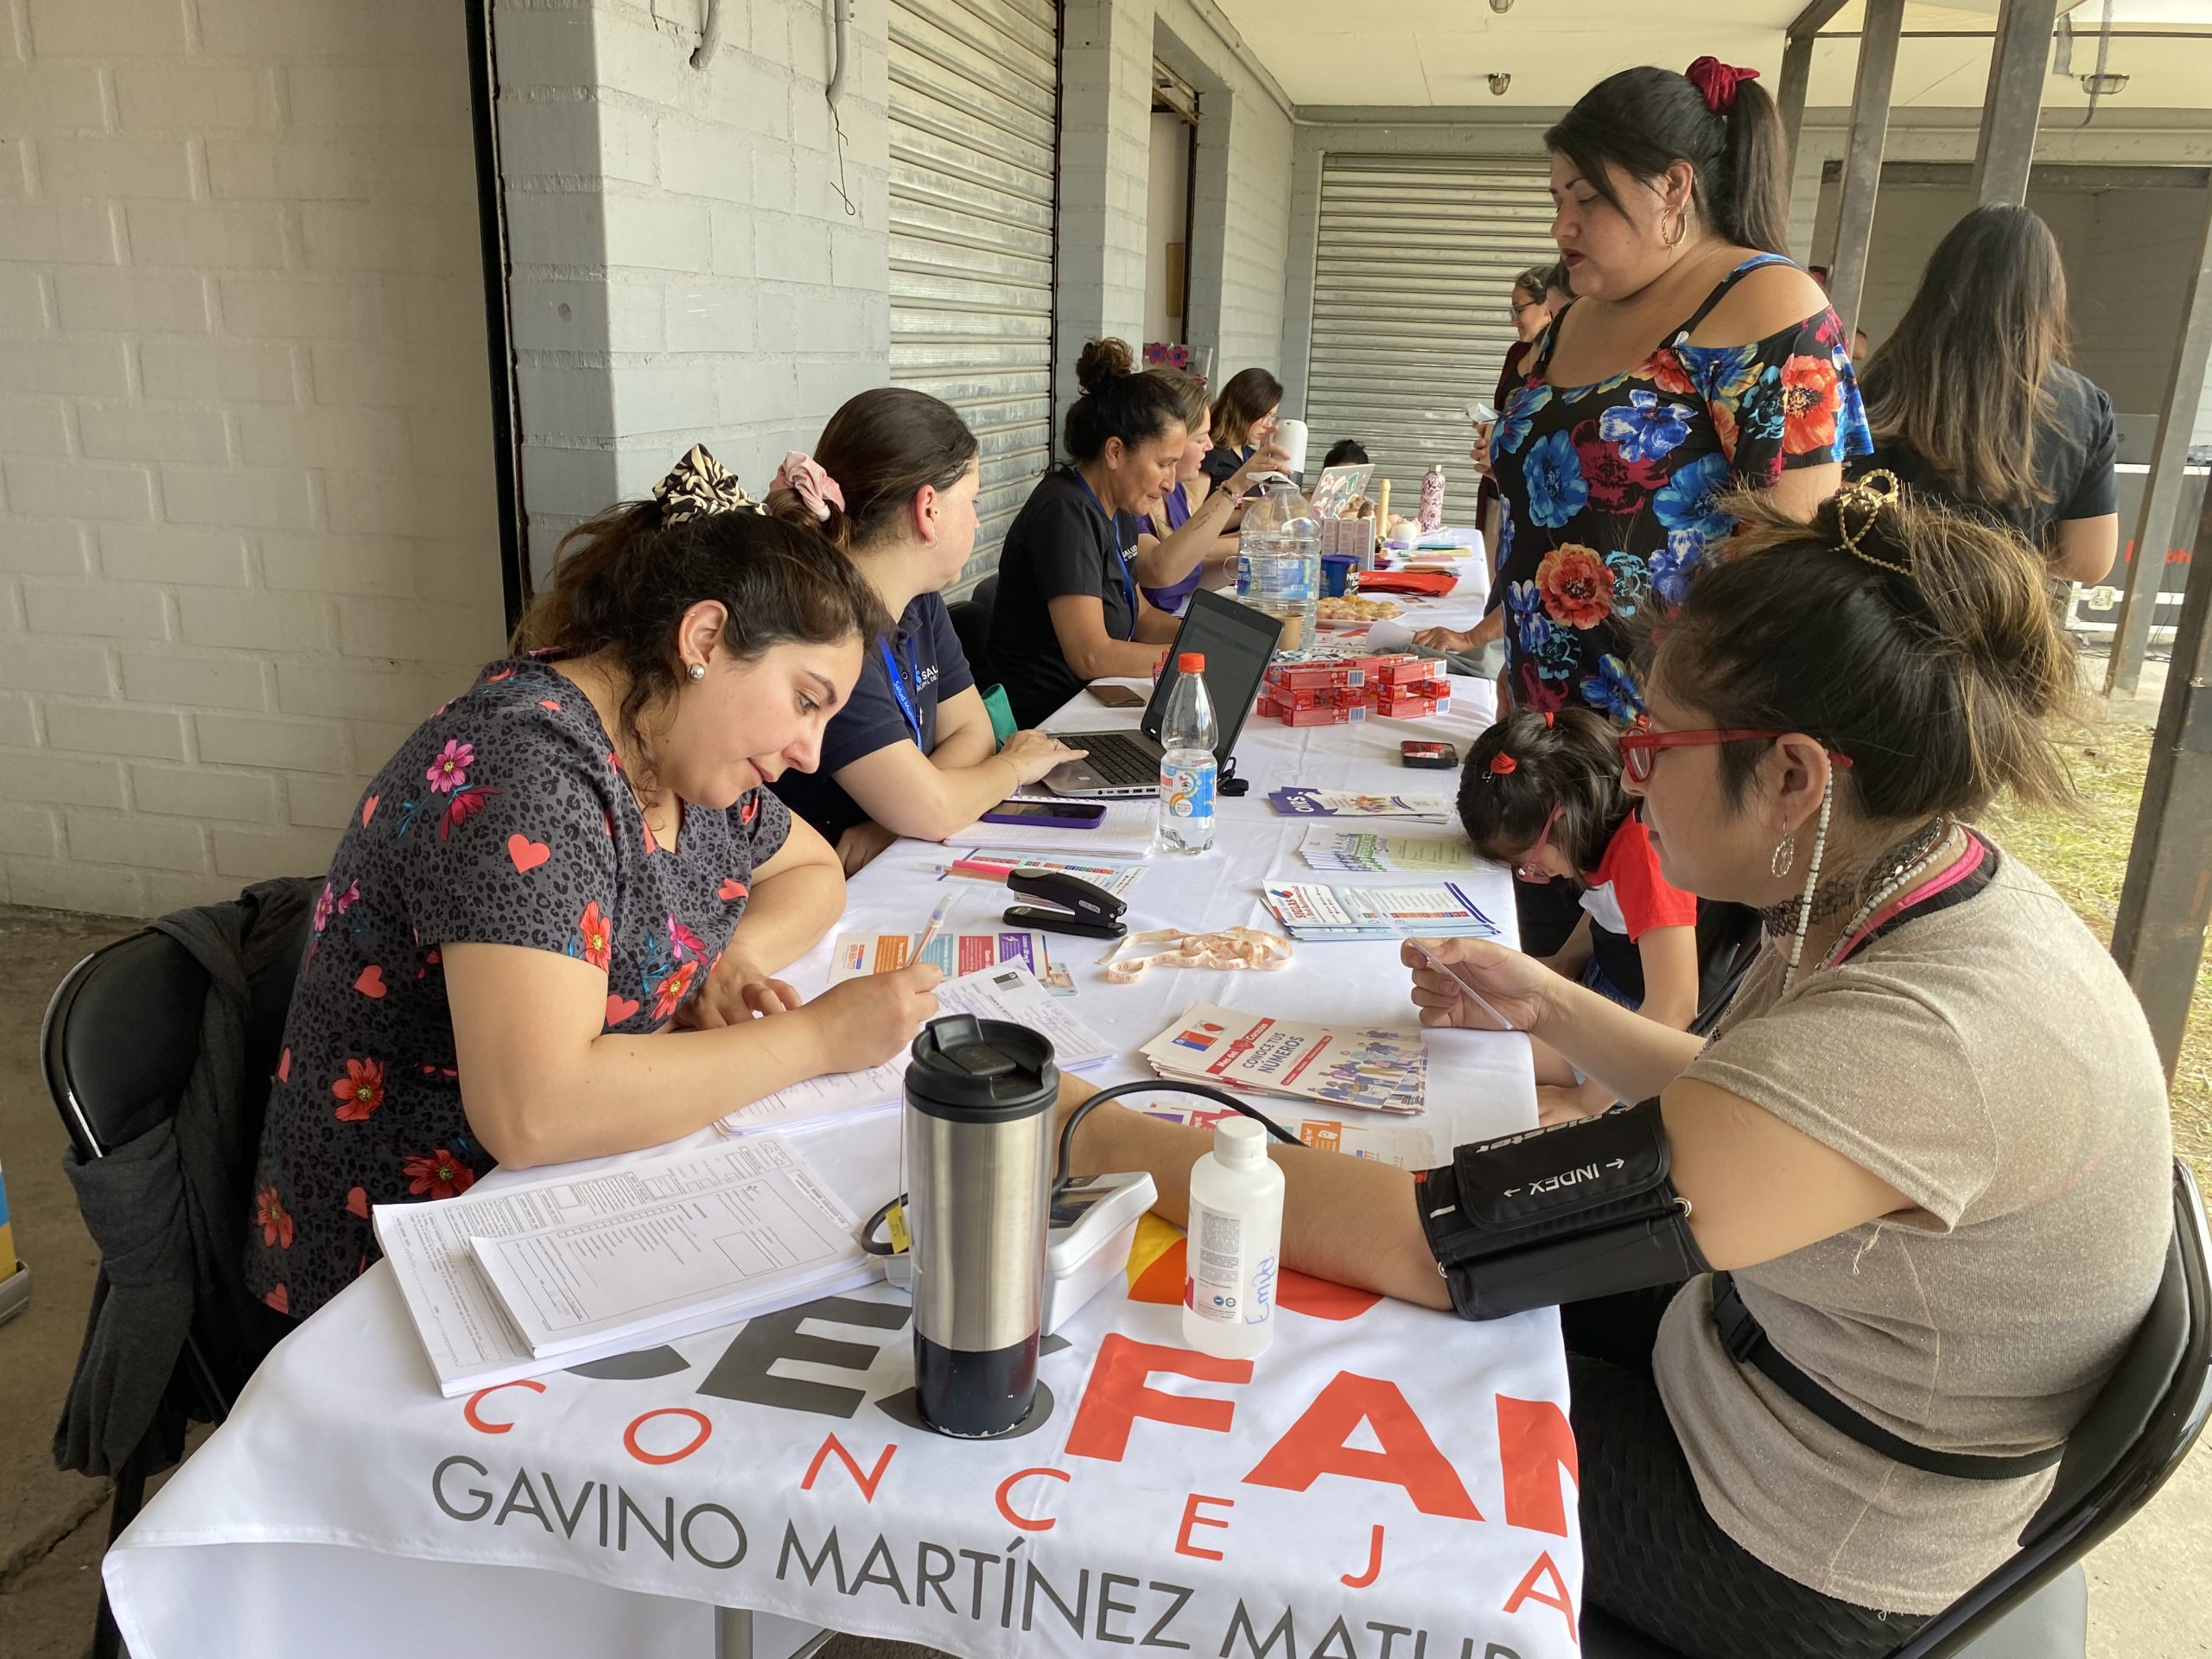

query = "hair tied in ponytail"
[[654, 444, 760, 525], [1685, 56, 1758, 114], [770, 451, 845, 524], [1488, 753, 1519, 778]]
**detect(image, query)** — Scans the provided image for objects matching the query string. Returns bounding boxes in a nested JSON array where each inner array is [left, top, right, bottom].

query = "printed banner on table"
[[112, 1222, 1584, 1659]]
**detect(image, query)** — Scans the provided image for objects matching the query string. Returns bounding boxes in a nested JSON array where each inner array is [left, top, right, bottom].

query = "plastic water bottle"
[[1236, 477, 1320, 652], [1182, 1118, 1284, 1359], [1154, 651, 1217, 856], [1418, 461, 1447, 533]]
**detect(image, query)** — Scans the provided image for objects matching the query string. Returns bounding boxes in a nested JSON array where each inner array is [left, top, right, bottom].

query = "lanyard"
[[879, 636, 925, 747], [1070, 467, 1139, 639]]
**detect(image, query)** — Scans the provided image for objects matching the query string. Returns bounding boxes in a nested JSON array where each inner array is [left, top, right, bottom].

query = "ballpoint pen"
[[912, 893, 953, 957]]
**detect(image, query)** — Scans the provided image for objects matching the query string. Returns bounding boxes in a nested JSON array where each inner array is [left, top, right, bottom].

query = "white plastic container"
[[1180, 1118, 1285, 1359]]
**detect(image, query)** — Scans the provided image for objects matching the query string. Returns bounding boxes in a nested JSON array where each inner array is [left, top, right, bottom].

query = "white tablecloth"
[[106, 620, 1585, 1659]]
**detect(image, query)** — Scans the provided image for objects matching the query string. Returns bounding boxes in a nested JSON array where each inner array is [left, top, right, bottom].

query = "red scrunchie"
[[1686, 55, 1759, 115]]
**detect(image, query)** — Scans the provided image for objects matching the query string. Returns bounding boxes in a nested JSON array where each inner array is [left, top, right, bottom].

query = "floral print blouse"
[[245, 656, 792, 1320], [1491, 254, 1871, 718]]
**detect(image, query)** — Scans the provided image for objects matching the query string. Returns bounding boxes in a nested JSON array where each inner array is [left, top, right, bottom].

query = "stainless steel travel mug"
[[903, 1014, 1059, 1439]]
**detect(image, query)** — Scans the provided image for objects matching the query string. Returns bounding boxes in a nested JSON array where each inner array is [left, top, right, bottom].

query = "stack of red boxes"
[[1254, 654, 1451, 726]]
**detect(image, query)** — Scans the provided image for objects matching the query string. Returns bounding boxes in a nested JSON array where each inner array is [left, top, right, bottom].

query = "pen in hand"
[[912, 894, 953, 959]]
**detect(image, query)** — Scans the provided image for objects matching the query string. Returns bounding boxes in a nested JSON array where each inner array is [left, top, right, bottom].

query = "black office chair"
[[1583, 1160, 2211, 1659], [949, 572, 997, 673], [41, 891, 311, 1659]]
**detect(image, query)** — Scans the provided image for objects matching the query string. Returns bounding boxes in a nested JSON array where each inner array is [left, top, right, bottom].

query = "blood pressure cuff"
[[1413, 1097, 1709, 1320]]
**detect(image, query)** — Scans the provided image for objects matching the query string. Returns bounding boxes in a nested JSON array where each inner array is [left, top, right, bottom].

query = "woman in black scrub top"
[[765, 388, 1086, 872], [982, 338, 1190, 728]]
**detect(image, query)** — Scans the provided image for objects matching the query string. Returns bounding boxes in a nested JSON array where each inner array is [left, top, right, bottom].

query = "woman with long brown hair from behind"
[[1850, 203, 2118, 584]]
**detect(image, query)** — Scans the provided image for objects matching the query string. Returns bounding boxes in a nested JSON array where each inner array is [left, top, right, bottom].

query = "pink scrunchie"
[[771, 451, 846, 523], [1686, 55, 1759, 115]]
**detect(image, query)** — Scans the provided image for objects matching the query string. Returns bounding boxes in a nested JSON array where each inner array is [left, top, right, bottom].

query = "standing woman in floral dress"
[[1487, 58, 1871, 718]]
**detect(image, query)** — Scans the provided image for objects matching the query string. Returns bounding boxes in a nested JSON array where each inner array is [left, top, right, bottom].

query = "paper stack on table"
[[375, 1136, 875, 1395], [1299, 826, 1478, 874], [714, 965, 1115, 1137], [1268, 787, 1454, 819], [1140, 1002, 1430, 1115], [830, 926, 1074, 994], [1262, 880, 1501, 942], [467, 1136, 866, 1363]]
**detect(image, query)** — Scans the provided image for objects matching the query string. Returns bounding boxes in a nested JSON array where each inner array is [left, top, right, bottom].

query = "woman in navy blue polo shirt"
[[766, 389, 1085, 872], [982, 339, 1190, 727]]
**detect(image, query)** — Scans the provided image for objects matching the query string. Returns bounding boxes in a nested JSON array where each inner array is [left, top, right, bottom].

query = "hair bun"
[[1075, 336, 1135, 396]]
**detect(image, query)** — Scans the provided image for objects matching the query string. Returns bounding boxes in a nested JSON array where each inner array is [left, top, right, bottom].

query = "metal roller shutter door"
[[888, 0, 1060, 587], [1303, 154, 1557, 531]]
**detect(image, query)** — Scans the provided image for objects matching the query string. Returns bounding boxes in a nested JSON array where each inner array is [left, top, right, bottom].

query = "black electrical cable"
[[1055, 1080, 1298, 1188], [858, 1083, 1300, 1258]]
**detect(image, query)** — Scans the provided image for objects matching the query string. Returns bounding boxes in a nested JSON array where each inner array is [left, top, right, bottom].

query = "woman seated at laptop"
[[982, 339, 1189, 727], [764, 389, 1085, 874], [1133, 367, 1286, 617]]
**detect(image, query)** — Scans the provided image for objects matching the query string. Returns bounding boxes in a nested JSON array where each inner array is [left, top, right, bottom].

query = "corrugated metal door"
[[888, 0, 1060, 586], [1303, 154, 1557, 528]]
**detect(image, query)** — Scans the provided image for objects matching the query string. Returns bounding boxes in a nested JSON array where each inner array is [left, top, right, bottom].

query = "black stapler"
[[1002, 868, 1128, 940]]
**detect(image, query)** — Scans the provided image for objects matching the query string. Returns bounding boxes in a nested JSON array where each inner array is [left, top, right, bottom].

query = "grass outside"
[[1980, 716, 2212, 1190]]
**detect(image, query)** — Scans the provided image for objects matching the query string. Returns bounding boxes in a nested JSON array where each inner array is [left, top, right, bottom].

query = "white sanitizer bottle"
[[1181, 1118, 1285, 1359]]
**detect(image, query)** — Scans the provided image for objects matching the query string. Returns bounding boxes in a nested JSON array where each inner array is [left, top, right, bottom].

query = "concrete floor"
[[0, 902, 2204, 1657]]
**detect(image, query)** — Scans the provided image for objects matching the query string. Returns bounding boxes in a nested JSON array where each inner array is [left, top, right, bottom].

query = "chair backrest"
[[41, 930, 212, 1160], [1894, 1159, 2211, 1659], [41, 893, 311, 1162]]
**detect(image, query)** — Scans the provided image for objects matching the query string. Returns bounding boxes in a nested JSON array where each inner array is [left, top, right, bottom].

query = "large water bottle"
[[1154, 651, 1217, 856], [1236, 478, 1320, 652]]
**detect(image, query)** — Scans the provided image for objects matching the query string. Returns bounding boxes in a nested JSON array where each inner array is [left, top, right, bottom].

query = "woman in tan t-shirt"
[[1058, 469, 2172, 1656]]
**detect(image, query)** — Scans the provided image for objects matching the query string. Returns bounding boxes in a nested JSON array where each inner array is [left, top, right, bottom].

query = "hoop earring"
[[1667, 210, 1689, 249], [686, 662, 707, 683], [1770, 833, 1795, 879]]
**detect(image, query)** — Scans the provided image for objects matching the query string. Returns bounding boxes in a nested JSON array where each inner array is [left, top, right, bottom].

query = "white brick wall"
[[495, 0, 894, 570], [0, 0, 506, 918]]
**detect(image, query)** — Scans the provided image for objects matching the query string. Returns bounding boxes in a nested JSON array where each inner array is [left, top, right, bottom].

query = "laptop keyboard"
[[1078, 733, 1162, 786]]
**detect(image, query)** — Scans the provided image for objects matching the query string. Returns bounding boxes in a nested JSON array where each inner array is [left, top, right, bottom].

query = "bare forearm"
[[864, 752, 1020, 841], [1067, 1091, 1450, 1312], [1531, 975, 1707, 1106], [930, 714, 998, 770], [469, 1014, 833, 1167], [1065, 632, 1166, 682], [725, 863, 842, 975], [1135, 491, 1241, 585]]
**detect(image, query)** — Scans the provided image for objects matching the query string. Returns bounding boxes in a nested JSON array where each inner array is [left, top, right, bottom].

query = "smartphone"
[[1401, 740, 1459, 770], [981, 800, 1107, 829], [1090, 683, 1147, 709]]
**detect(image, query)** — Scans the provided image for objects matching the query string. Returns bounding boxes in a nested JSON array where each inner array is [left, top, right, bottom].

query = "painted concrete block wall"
[[1056, 0, 1154, 437], [497, 0, 893, 571], [1156, 0, 1294, 399], [0, 0, 506, 918]]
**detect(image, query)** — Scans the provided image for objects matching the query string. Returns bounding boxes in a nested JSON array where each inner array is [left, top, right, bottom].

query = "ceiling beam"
[[1789, 0, 1852, 38]]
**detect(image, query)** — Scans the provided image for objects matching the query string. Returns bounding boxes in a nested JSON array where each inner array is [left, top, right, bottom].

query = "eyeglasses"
[[1510, 298, 1546, 321], [1513, 804, 1563, 883], [1618, 724, 1854, 785]]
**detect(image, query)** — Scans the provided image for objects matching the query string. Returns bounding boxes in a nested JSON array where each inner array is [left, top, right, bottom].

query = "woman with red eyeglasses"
[[1056, 478, 2172, 1657], [1457, 706, 1698, 1122]]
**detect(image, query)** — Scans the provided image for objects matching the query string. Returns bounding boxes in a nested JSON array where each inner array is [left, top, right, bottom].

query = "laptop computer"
[[1040, 588, 1284, 798]]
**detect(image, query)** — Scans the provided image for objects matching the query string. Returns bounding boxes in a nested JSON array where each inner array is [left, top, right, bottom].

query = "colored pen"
[[912, 894, 953, 957]]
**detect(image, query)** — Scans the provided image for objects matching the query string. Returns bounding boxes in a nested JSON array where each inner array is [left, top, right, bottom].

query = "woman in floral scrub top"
[[245, 448, 945, 1320], [1481, 60, 1871, 719]]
